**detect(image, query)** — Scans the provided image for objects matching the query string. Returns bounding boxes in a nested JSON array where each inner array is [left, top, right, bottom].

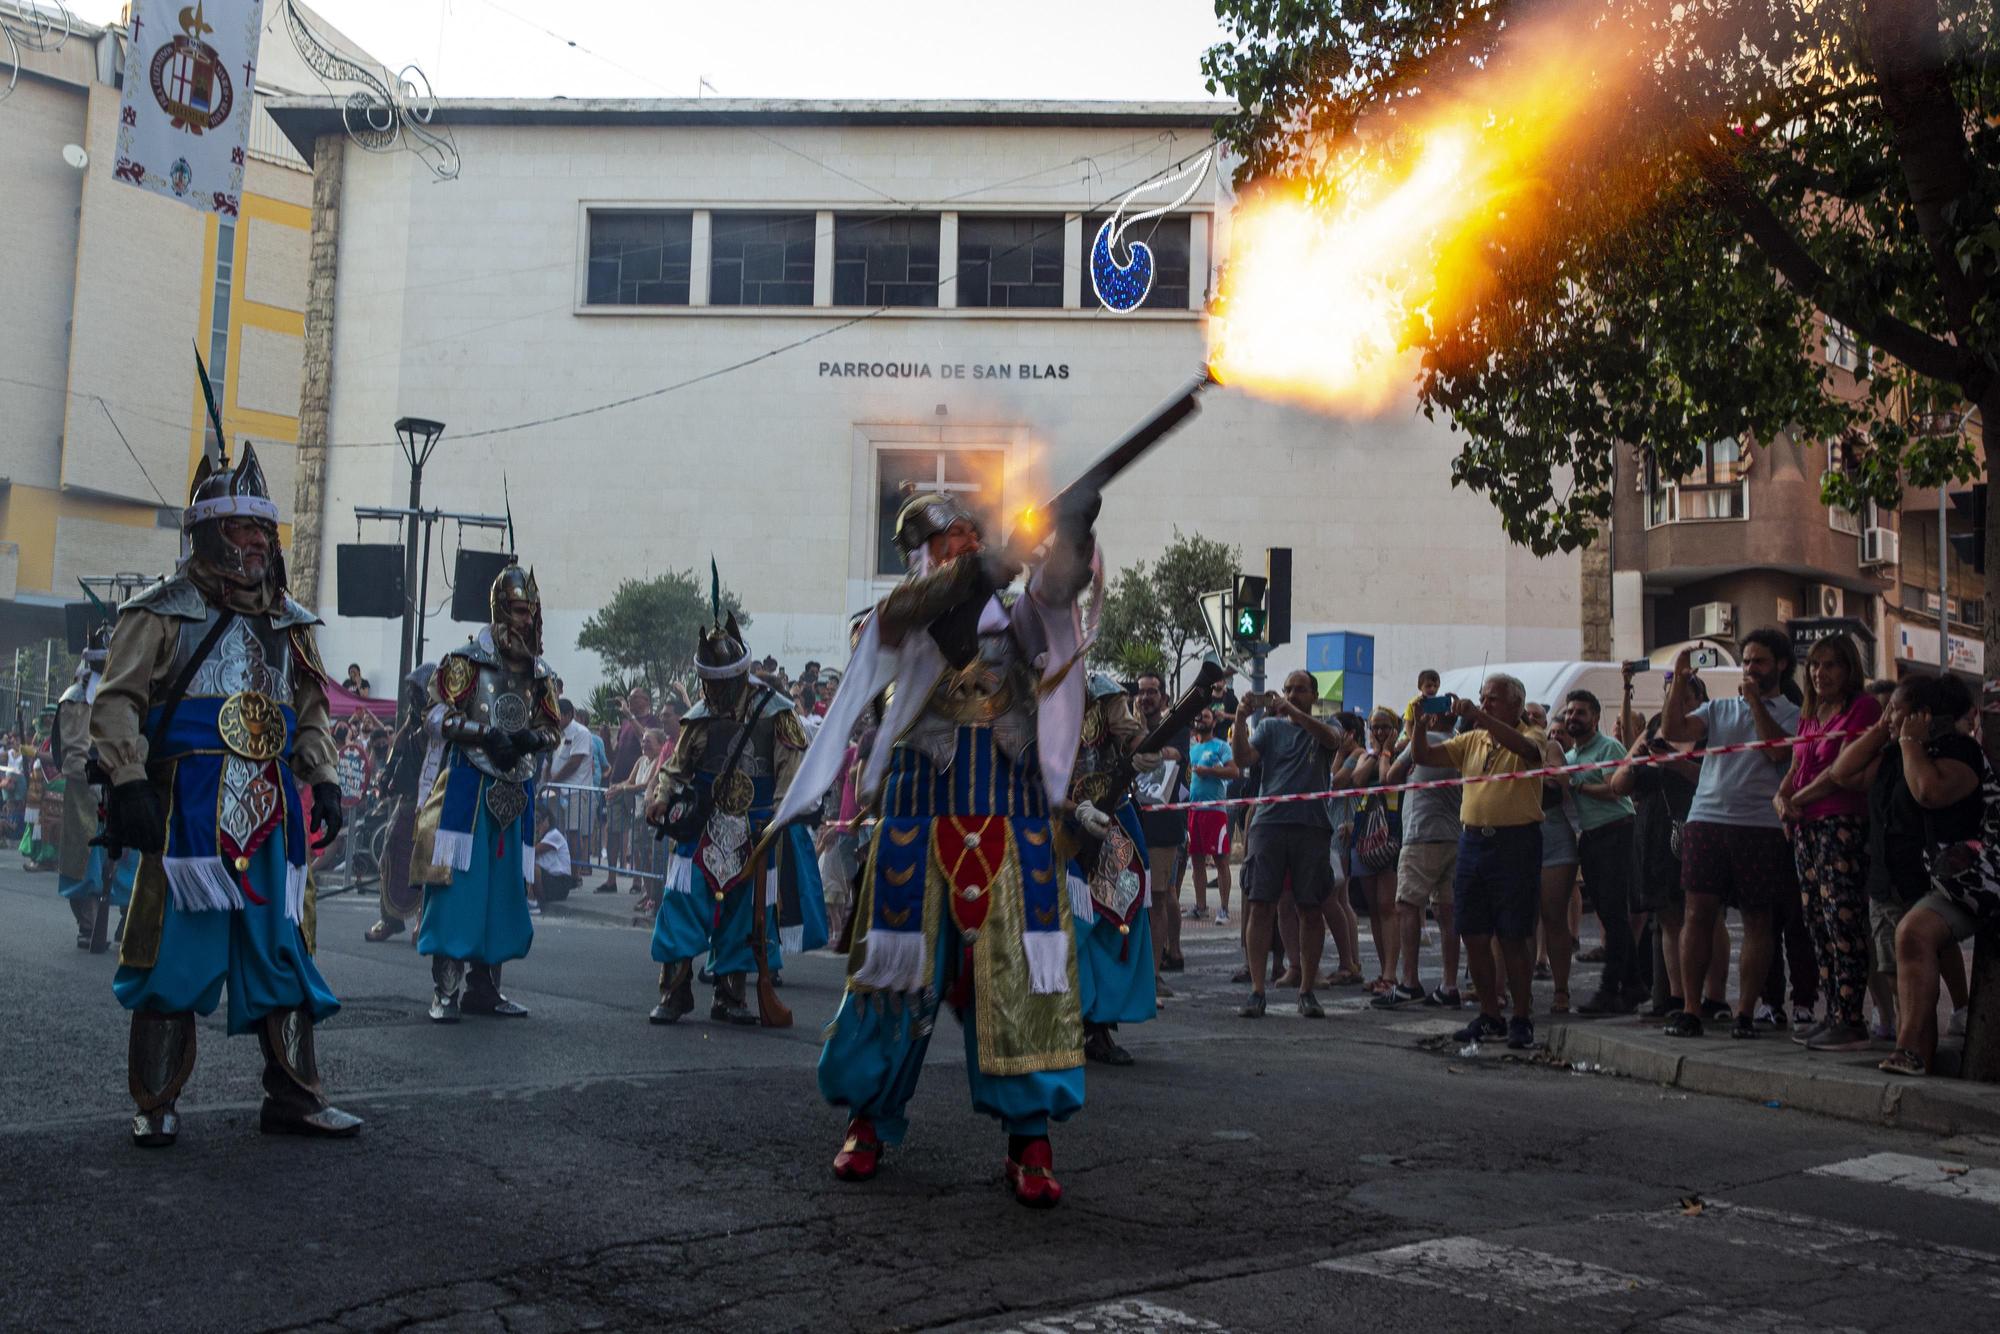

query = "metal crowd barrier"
[[537, 780, 669, 887]]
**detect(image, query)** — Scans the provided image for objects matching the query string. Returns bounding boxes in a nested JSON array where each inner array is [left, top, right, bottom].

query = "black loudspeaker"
[[64, 602, 97, 653], [1266, 547, 1293, 648], [336, 544, 408, 618], [451, 549, 517, 623]]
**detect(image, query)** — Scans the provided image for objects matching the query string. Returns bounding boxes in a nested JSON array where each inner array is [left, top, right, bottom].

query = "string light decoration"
[[281, 0, 458, 180], [1088, 149, 1211, 312], [1, 0, 74, 105]]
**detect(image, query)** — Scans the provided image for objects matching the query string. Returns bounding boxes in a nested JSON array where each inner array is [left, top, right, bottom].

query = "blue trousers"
[[419, 799, 534, 966], [1074, 900, 1157, 1026], [817, 913, 1085, 1145], [113, 839, 337, 1035], [59, 845, 136, 906]]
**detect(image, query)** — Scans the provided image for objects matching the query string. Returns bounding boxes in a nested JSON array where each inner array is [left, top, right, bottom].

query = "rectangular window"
[[1961, 596, 1985, 627], [586, 211, 693, 306], [875, 447, 1007, 578], [204, 221, 235, 455], [833, 215, 939, 307], [708, 212, 816, 307], [1079, 213, 1192, 311], [955, 215, 1066, 309], [1646, 439, 1749, 526], [1824, 318, 1869, 373]]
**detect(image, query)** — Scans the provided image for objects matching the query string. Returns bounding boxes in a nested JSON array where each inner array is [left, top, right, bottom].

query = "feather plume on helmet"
[[695, 557, 752, 713], [489, 564, 544, 659]]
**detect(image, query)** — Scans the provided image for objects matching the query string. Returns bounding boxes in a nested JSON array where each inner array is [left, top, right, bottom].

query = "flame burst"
[[1208, 18, 1645, 412]]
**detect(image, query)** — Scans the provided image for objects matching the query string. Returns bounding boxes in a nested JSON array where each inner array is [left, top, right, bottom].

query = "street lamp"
[[394, 416, 446, 687]]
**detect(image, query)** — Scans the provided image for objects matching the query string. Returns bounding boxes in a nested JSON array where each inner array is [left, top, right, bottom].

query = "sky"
[[75, 0, 1234, 103]]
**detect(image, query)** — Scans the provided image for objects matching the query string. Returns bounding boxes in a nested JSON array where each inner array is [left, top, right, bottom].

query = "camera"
[[1419, 694, 1455, 715]]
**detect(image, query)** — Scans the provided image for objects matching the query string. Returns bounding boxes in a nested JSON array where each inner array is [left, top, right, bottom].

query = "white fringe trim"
[[1024, 928, 1070, 995], [779, 923, 804, 955], [285, 862, 306, 923], [765, 865, 780, 906], [853, 929, 926, 994], [431, 829, 474, 872], [665, 853, 694, 894], [163, 856, 243, 913], [1067, 872, 1096, 926]]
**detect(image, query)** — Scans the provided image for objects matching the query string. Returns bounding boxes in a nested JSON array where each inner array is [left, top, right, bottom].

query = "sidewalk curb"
[[1545, 1020, 2000, 1137]]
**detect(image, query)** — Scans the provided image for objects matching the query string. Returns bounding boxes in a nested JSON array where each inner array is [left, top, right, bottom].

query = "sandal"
[[1326, 969, 1364, 988], [1663, 1011, 1704, 1039], [1365, 976, 1395, 996], [1550, 990, 1570, 1015], [1878, 1048, 1927, 1077]]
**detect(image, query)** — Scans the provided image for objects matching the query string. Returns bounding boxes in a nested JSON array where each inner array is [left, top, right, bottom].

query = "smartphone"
[[1621, 659, 1651, 675], [1689, 647, 1721, 670], [1419, 694, 1454, 715]]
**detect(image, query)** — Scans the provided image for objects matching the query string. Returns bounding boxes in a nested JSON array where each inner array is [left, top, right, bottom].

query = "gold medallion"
[[218, 691, 285, 761], [714, 769, 755, 817]]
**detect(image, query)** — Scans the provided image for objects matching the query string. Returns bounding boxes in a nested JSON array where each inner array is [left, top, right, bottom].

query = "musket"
[[1071, 658, 1229, 873], [745, 841, 791, 1028]]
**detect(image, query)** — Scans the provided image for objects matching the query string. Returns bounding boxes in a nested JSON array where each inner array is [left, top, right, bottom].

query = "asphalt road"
[[4, 863, 1998, 1334]]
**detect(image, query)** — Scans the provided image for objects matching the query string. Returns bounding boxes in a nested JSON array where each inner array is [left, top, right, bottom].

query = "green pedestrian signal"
[[1234, 607, 1267, 641]]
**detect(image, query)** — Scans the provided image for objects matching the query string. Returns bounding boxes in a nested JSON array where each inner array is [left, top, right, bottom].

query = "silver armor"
[[441, 637, 554, 784], [897, 623, 1039, 773]]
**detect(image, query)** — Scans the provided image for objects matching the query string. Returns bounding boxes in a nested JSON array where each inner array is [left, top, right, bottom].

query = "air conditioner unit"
[[1805, 583, 1844, 619], [1688, 601, 1735, 639], [1861, 526, 1900, 567]]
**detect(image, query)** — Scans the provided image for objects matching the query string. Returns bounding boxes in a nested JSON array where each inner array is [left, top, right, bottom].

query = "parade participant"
[[364, 667, 435, 943], [643, 601, 821, 1026], [1063, 674, 1157, 1066], [411, 567, 560, 1022], [55, 627, 136, 950], [92, 445, 361, 1146], [776, 484, 1098, 1208]]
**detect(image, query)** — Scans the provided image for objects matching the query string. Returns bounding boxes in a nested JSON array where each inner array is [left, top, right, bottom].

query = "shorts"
[[1912, 889, 1983, 943], [1869, 898, 1906, 974], [1245, 822, 1334, 909], [1540, 809, 1579, 868], [1188, 809, 1231, 859], [1678, 821, 1797, 913], [1453, 824, 1541, 940], [1396, 841, 1457, 910]]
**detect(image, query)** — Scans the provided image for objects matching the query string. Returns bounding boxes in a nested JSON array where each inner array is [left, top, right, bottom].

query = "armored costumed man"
[[1063, 675, 1158, 1066], [364, 665, 435, 943], [56, 625, 137, 950], [411, 567, 559, 1021], [93, 445, 361, 1146], [644, 606, 823, 1025], [769, 485, 1098, 1208]]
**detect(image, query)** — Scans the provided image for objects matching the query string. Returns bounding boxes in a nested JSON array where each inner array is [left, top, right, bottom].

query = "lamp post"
[[393, 417, 446, 688]]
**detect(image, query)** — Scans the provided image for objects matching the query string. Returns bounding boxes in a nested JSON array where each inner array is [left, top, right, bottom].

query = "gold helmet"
[[489, 564, 543, 656]]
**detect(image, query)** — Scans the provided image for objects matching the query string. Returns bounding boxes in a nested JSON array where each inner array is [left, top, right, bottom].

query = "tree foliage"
[[1090, 529, 1239, 690], [1203, 0, 2000, 639], [576, 570, 749, 695]]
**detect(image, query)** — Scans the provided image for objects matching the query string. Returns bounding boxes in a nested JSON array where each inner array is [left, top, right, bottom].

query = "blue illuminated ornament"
[[1088, 150, 1213, 313]]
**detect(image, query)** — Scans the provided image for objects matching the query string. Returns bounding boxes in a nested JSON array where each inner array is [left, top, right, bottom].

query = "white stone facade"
[[270, 100, 1580, 693]]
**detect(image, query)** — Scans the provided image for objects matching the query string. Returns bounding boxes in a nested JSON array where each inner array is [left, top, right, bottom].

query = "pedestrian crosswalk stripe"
[[995, 1299, 1225, 1333], [1807, 1153, 2000, 1207], [1656, 1305, 1866, 1334], [1320, 1236, 1685, 1309]]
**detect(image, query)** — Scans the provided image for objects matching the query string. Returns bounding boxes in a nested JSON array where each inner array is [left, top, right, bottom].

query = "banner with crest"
[[113, 0, 264, 218]]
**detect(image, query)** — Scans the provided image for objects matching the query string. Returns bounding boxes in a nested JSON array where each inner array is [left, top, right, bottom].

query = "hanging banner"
[[112, 0, 265, 218]]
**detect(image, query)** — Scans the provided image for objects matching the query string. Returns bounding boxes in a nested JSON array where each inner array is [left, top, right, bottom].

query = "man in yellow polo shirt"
[[1408, 672, 1548, 1051]]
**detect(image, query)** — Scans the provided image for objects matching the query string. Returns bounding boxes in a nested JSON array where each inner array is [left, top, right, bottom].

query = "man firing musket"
[[764, 369, 1213, 1208]]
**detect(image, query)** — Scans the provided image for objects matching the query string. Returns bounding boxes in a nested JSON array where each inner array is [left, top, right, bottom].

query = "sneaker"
[[1506, 1016, 1536, 1050], [1424, 987, 1463, 1010], [1806, 1022, 1872, 1052], [1183, 906, 1208, 920], [1214, 910, 1230, 927], [1701, 999, 1733, 1024], [1453, 1012, 1506, 1043], [1239, 991, 1267, 1019], [1792, 1020, 1826, 1047], [1753, 1001, 1779, 1027], [1791, 1005, 1815, 1029], [1369, 983, 1426, 1010], [1869, 1021, 1896, 1042], [1298, 991, 1326, 1019], [527, 902, 543, 917], [1949, 1007, 1969, 1038], [1576, 989, 1631, 1017]]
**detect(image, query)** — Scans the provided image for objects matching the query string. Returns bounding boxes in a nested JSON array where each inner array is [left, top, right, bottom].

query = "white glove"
[[1074, 801, 1112, 838]]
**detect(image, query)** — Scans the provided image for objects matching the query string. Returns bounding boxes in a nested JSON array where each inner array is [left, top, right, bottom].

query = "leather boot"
[[128, 1009, 196, 1148], [256, 1008, 363, 1137], [69, 895, 96, 949], [710, 972, 758, 1025], [650, 960, 695, 1024], [1083, 1021, 1134, 1066], [462, 962, 529, 1017], [429, 956, 465, 1023]]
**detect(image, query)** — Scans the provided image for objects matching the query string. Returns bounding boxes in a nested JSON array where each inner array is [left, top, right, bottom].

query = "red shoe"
[[1005, 1137, 1064, 1208], [831, 1118, 880, 1182]]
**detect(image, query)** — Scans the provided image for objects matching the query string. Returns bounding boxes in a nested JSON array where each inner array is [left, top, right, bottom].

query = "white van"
[[1431, 650, 1745, 725]]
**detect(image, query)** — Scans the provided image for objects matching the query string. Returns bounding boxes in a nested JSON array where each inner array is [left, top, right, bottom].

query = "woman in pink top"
[[1774, 633, 1881, 1048]]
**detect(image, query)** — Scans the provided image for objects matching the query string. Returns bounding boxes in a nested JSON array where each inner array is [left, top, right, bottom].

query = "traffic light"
[[1950, 484, 1987, 575], [1233, 574, 1268, 643], [1266, 547, 1292, 648]]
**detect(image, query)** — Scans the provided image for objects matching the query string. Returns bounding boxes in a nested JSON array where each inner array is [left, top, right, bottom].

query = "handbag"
[[1356, 793, 1400, 873], [659, 687, 774, 844]]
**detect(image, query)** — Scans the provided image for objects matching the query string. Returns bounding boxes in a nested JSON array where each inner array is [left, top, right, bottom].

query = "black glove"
[[483, 730, 521, 771], [108, 780, 168, 854], [1055, 484, 1102, 545], [310, 782, 345, 842]]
